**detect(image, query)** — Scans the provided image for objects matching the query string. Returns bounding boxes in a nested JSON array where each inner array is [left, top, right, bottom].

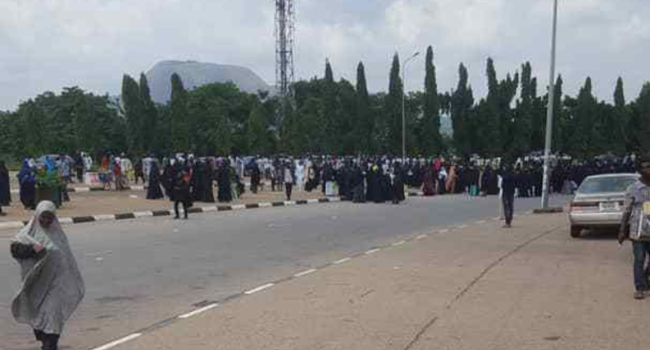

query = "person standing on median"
[[499, 163, 517, 228], [10, 201, 85, 350], [619, 152, 650, 300], [0, 160, 11, 216]]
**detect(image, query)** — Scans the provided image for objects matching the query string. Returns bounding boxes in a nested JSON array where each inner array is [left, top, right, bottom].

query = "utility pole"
[[402, 52, 420, 163], [541, 0, 558, 209]]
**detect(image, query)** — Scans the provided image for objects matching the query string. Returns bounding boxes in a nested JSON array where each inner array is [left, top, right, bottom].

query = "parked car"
[[568, 173, 639, 238]]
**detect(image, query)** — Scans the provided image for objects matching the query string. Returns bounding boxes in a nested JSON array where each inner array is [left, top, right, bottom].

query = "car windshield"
[[578, 176, 637, 194]]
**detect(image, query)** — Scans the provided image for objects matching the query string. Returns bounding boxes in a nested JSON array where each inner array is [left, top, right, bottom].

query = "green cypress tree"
[[451, 63, 474, 159], [612, 77, 629, 155], [121, 74, 144, 155], [386, 53, 403, 155], [356, 62, 372, 153], [572, 77, 598, 158], [484, 58, 501, 156], [551, 75, 564, 154], [422, 46, 443, 156], [139, 73, 158, 155], [323, 59, 339, 154], [170, 73, 190, 152], [513, 62, 533, 156], [633, 83, 650, 152]]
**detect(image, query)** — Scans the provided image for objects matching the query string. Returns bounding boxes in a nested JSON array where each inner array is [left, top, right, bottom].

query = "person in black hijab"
[[0, 161, 11, 216], [203, 159, 215, 203], [217, 160, 233, 203], [251, 161, 261, 194], [351, 163, 366, 203], [190, 161, 204, 202], [162, 162, 174, 199], [173, 168, 192, 220], [146, 161, 164, 200], [392, 163, 406, 204]]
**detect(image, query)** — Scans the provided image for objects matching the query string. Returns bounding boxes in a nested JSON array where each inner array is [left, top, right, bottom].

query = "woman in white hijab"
[[10, 201, 85, 350]]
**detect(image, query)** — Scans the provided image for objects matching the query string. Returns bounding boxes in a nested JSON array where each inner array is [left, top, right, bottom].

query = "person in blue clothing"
[[499, 163, 517, 228], [17, 159, 36, 210]]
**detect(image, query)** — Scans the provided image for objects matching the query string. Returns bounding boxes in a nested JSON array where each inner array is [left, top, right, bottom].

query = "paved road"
[[0, 194, 568, 350]]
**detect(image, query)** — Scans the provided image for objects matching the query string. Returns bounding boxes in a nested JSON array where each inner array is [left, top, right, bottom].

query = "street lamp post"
[[541, 0, 559, 209], [402, 51, 420, 163]]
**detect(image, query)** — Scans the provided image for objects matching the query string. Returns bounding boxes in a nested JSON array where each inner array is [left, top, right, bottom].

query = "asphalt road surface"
[[0, 194, 568, 350]]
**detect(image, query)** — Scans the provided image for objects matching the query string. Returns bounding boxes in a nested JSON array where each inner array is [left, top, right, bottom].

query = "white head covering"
[[12, 201, 85, 334]]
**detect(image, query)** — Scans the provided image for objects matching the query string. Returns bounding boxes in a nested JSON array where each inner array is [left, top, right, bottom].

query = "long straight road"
[[0, 195, 568, 350]]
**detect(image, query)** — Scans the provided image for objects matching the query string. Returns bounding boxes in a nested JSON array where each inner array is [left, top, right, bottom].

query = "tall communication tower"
[[275, 0, 295, 102]]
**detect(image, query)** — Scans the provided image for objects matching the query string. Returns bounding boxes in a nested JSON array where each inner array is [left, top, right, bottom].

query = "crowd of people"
[[0, 152, 640, 218]]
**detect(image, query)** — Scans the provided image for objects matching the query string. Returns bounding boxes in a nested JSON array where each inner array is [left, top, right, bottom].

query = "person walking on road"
[[173, 168, 192, 220], [284, 161, 296, 201], [499, 164, 516, 228], [619, 152, 650, 300], [10, 201, 85, 350]]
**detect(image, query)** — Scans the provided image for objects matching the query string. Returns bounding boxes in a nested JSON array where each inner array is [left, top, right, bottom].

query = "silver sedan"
[[568, 173, 639, 238]]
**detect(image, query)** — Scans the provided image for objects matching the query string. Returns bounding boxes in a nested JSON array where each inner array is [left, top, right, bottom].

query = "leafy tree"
[[247, 101, 270, 155], [450, 63, 474, 158], [139, 73, 158, 154], [421, 46, 443, 155], [385, 53, 403, 156], [121, 75, 144, 155], [631, 83, 650, 152], [355, 62, 373, 153], [513, 62, 533, 156], [170, 73, 190, 152]]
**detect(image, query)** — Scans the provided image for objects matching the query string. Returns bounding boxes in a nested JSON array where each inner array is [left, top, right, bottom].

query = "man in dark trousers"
[[500, 164, 517, 228]]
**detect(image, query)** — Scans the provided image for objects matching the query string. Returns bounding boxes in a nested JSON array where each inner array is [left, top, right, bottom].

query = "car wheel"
[[570, 226, 582, 238]]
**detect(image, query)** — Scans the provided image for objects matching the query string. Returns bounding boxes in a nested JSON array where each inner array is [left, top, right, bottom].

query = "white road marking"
[[293, 268, 317, 277], [284, 200, 297, 206], [244, 283, 275, 295], [439, 229, 450, 233], [333, 257, 352, 264], [457, 225, 468, 229], [94, 215, 116, 221], [91, 333, 142, 350], [307, 199, 319, 204], [85, 250, 112, 257], [416, 234, 428, 240], [134, 211, 153, 218], [365, 248, 380, 255], [392, 240, 407, 247], [178, 303, 218, 319]]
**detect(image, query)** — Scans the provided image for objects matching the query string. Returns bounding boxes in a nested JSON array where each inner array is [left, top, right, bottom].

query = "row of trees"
[[1, 45, 649, 161]]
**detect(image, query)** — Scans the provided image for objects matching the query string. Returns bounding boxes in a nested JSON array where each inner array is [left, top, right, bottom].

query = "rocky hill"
[[146, 60, 273, 104]]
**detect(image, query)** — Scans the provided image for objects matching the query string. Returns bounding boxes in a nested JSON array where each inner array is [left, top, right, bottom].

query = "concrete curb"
[[9, 182, 274, 194], [0, 192, 426, 230]]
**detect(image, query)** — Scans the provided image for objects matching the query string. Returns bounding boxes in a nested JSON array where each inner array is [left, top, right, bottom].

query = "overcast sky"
[[1, 0, 648, 111]]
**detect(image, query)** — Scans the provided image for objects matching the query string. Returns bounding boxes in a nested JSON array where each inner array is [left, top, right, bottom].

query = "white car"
[[568, 173, 639, 238]]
